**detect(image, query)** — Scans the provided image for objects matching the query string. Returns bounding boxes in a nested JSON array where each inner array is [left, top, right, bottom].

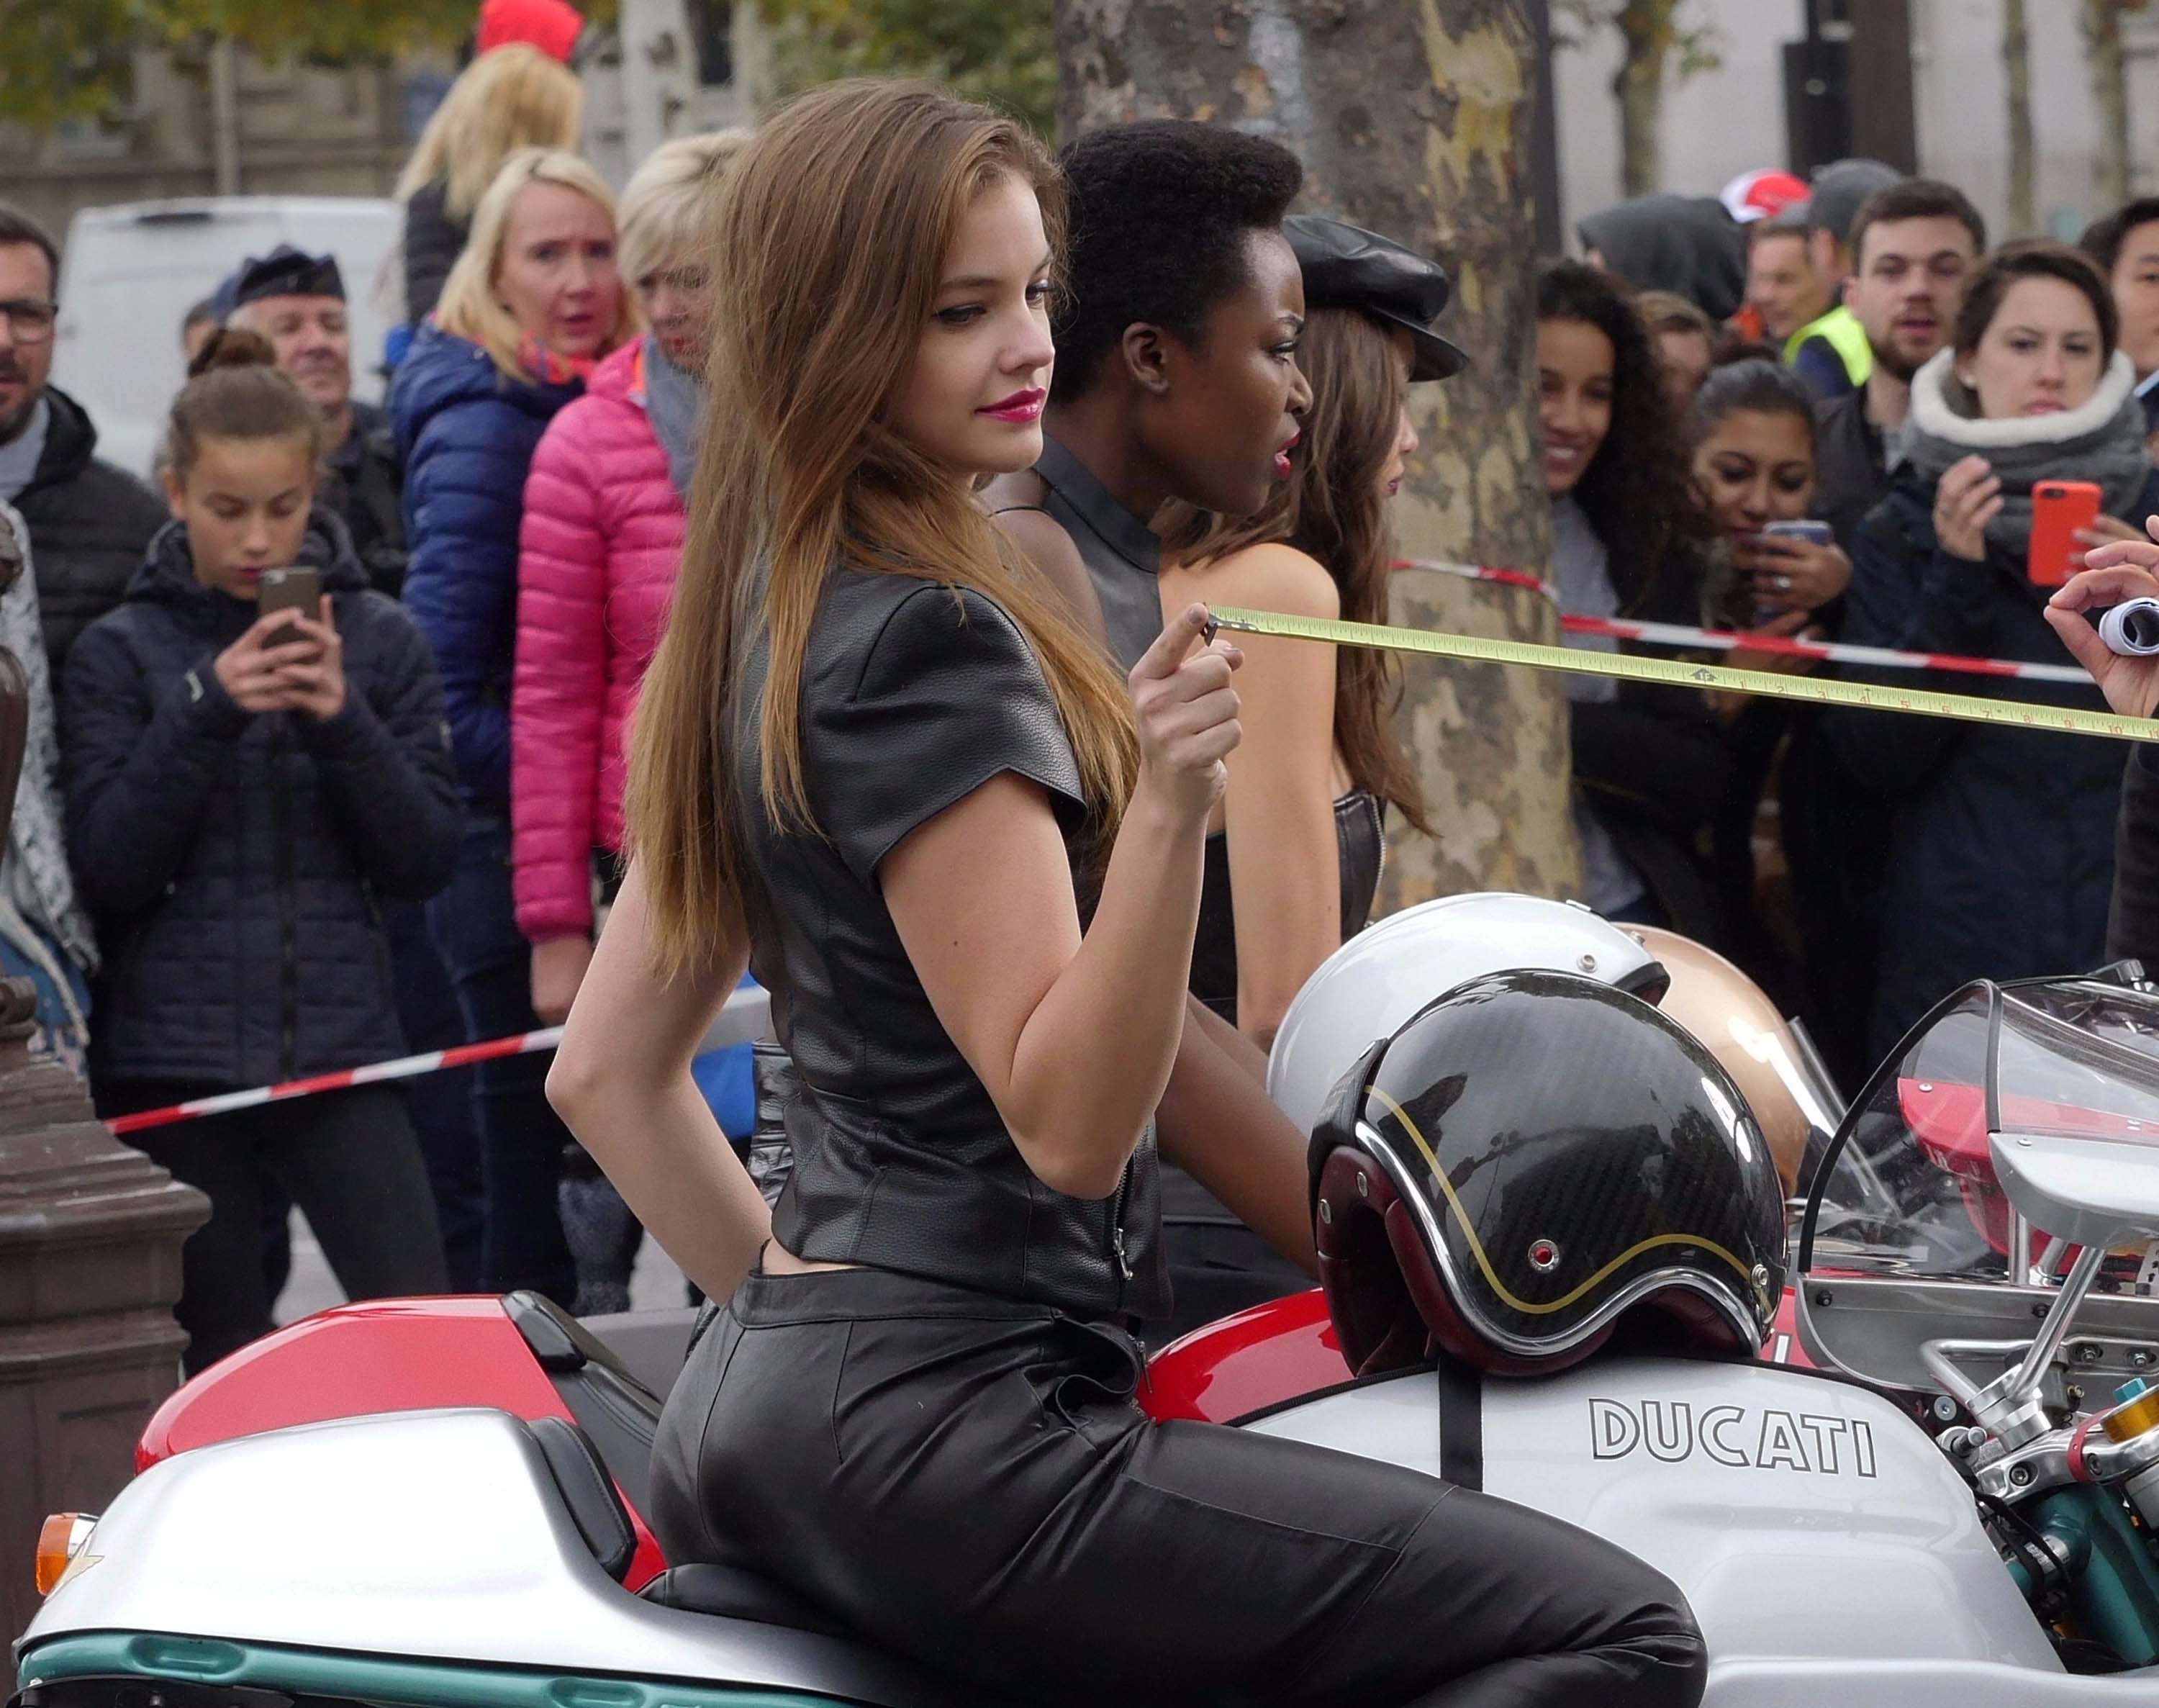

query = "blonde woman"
[[387, 146, 632, 1305], [394, 43, 584, 325], [512, 130, 748, 1311]]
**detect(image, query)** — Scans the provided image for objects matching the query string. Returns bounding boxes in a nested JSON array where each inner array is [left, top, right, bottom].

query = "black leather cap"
[[1285, 214, 1467, 381], [232, 243, 345, 308]]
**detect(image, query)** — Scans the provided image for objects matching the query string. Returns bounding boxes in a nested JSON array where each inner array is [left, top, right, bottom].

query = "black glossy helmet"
[[1311, 970, 1786, 1378]]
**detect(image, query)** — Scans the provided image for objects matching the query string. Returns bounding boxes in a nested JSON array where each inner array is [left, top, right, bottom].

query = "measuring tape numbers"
[[1204, 606, 2159, 747]]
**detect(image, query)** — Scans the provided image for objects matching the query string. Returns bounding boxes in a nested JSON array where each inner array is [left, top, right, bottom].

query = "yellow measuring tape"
[[1205, 606, 2159, 746]]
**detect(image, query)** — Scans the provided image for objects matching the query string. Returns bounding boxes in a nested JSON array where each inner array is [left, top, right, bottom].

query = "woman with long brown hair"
[[1159, 215, 1457, 1049], [548, 81, 1703, 1708]]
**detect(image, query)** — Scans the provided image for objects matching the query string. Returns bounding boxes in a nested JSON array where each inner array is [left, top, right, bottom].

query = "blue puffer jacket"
[[63, 511, 462, 1090], [1826, 465, 2159, 1056], [390, 321, 582, 808]]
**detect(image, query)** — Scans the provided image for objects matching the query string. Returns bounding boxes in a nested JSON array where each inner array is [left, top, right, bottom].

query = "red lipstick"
[[979, 387, 1046, 423]]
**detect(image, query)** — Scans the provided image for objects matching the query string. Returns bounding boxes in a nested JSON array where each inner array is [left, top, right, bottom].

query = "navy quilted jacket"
[[63, 512, 461, 1089], [390, 320, 582, 808]]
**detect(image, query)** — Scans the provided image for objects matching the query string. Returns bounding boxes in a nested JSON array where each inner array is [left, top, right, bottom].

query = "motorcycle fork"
[[2024, 1486, 2159, 1668]]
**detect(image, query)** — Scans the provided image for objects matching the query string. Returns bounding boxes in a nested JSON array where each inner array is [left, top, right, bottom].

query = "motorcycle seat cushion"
[[638, 1562, 849, 1640]]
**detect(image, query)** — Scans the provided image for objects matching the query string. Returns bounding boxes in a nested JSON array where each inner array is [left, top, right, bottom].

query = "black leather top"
[[1033, 433, 1165, 673], [729, 567, 1169, 1320], [1189, 789, 1385, 1027]]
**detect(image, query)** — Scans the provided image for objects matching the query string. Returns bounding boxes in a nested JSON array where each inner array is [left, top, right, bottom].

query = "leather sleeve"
[[809, 583, 1087, 885]]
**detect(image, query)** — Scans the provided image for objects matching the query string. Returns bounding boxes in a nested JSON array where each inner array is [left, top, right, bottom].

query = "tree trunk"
[[2085, 0, 2132, 214], [1056, 0, 1580, 908], [2004, 0, 2037, 237], [1613, 4, 1665, 198]]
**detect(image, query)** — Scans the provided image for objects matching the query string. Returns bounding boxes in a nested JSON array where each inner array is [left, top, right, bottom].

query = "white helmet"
[[1266, 893, 1670, 1139]]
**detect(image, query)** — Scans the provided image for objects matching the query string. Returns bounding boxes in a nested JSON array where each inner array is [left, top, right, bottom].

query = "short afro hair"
[[1051, 121, 1303, 405]]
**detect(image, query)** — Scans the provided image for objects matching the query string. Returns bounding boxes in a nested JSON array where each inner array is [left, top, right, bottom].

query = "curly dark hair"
[[1051, 121, 1302, 404], [1537, 258, 1713, 610]]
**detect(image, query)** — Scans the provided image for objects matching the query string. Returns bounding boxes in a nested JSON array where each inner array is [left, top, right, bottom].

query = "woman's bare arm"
[[1157, 998, 1320, 1274], [884, 605, 1238, 1201], [1174, 544, 1344, 1048], [546, 862, 772, 1299]]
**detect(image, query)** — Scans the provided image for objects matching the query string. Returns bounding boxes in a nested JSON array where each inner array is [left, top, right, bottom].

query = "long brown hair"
[[626, 81, 1139, 977], [1159, 308, 1427, 832]]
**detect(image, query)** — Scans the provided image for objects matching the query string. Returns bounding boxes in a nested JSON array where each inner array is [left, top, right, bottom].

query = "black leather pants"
[[651, 1267, 1706, 1708]]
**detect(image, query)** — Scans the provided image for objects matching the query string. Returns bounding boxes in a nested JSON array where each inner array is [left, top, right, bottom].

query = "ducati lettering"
[[1700, 1404, 1749, 1468], [1587, 1398, 1876, 1477]]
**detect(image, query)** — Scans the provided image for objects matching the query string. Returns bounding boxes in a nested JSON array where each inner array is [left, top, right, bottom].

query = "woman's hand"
[[2076, 514, 2150, 551], [1734, 533, 1851, 613], [1933, 453, 2002, 563], [531, 934, 596, 1026], [213, 609, 332, 714], [273, 598, 348, 722], [2045, 527, 2159, 719], [1130, 604, 1243, 819]]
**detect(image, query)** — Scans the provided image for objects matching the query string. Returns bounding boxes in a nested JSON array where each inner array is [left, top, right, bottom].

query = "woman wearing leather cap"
[[1160, 215, 1460, 1050]]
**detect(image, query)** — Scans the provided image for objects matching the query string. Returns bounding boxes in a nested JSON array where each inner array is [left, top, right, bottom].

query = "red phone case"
[[2028, 479, 2101, 587]]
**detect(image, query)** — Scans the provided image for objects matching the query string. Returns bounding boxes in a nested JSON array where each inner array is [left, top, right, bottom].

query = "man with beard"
[[0, 203, 167, 686], [229, 246, 407, 593], [1812, 181, 1986, 551]]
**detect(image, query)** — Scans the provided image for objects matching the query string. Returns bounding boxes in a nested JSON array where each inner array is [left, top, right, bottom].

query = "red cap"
[[476, 0, 584, 64], [1720, 169, 1809, 226]]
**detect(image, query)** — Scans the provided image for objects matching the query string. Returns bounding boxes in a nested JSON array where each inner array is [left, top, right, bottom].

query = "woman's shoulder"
[[819, 570, 1033, 685], [1180, 540, 1340, 620]]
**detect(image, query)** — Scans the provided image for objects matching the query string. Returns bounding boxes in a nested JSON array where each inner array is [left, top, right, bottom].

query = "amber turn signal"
[[34, 1513, 94, 1596]]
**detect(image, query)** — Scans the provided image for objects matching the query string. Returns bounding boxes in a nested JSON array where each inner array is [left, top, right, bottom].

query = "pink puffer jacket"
[[512, 338, 684, 943]]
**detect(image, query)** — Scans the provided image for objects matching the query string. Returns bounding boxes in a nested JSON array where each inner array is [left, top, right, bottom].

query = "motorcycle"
[[17, 973, 2159, 1704]]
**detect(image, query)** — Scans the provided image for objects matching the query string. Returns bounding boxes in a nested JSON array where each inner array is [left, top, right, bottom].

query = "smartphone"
[[256, 566, 322, 645], [2029, 479, 2101, 587], [1760, 520, 1834, 548], [1750, 520, 1833, 623]]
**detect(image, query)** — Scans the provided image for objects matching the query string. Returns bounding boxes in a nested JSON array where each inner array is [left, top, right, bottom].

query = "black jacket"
[[1827, 469, 2159, 1053], [2106, 747, 2159, 972], [321, 400, 407, 597], [12, 387, 169, 686], [1571, 541, 1732, 942], [402, 179, 466, 327], [63, 511, 461, 1089], [1811, 390, 1890, 556]]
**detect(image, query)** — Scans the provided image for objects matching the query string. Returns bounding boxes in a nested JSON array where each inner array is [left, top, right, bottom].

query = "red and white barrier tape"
[[1394, 558, 2089, 685], [107, 985, 773, 1137], [107, 1029, 567, 1135]]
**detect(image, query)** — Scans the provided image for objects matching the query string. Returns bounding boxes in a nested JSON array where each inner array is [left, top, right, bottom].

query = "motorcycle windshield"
[[1799, 977, 2159, 1285]]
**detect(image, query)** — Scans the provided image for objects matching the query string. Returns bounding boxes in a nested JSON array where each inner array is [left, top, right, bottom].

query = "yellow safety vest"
[[1783, 304, 1873, 389]]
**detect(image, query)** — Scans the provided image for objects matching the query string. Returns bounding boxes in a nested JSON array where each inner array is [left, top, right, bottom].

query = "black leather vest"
[[1189, 790, 1385, 1026], [729, 566, 1169, 1320]]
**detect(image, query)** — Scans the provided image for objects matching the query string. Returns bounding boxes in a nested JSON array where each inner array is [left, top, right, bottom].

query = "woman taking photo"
[[1537, 259, 1729, 937], [548, 80, 1702, 1708], [391, 146, 634, 1303], [1831, 240, 2159, 1054], [65, 331, 458, 1372], [394, 43, 585, 330], [513, 129, 748, 1311], [1158, 215, 1455, 1048], [1681, 359, 1848, 1002]]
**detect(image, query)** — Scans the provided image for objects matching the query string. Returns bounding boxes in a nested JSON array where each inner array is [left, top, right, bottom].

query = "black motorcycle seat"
[[639, 1563, 848, 1640]]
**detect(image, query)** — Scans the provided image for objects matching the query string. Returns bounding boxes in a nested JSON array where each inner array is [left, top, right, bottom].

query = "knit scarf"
[[1898, 347, 2152, 561], [517, 334, 601, 388], [640, 335, 705, 507], [0, 503, 96, 1061]]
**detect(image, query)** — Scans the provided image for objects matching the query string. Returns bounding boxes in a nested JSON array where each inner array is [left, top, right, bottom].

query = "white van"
[[53, 196, 401, 479]]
